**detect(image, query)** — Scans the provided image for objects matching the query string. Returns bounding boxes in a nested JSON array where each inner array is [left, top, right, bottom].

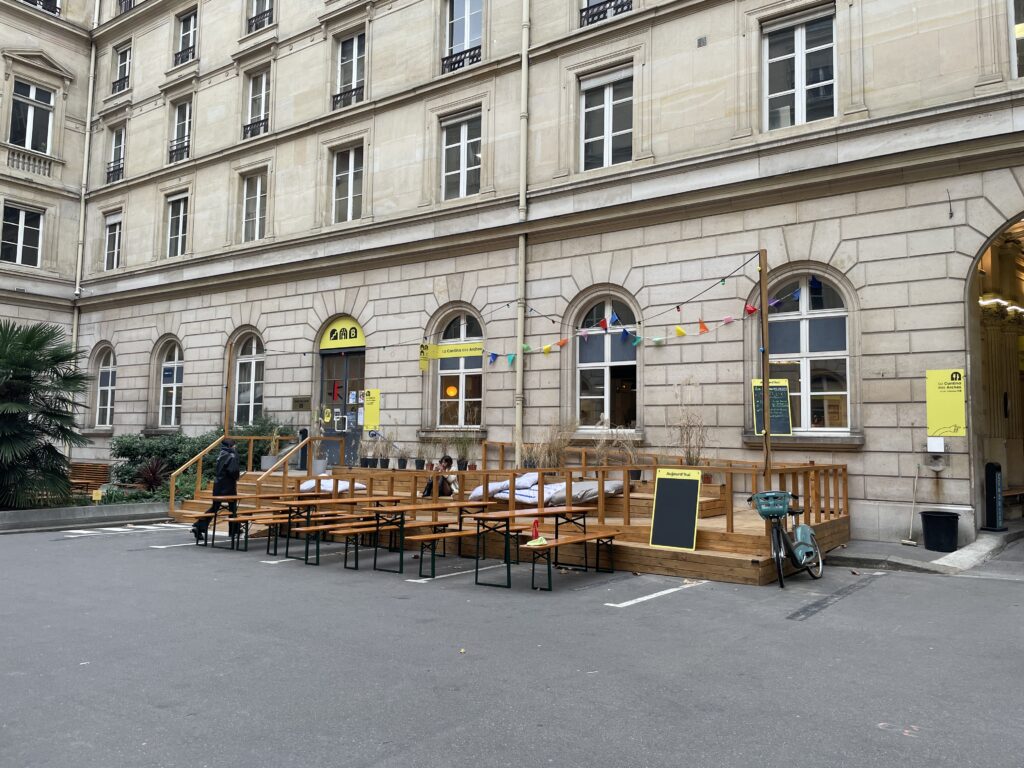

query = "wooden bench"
[[407, 523, 533, 578], [69, 462, 110, 494], [523, 532, 617, 591], [1002, 487, 1024, 506]]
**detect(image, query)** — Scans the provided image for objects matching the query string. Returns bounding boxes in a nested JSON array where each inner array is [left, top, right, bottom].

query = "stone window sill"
[[741, 430, 865, 451]]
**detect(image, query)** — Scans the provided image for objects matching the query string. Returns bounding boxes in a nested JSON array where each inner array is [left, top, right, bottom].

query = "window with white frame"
[[1012, 1, 1024, 78], [332, 146, 363, 223], [159, 343, 184, 427], [112, 43, 131, 93], [442, 0, 482, 72], [9, 80, 53, 154], [438, 313, 483, 427], [104, 212, 122, 271], [577, 298, 637, 429], [169, 99, 191, 162], [580, 0, 633, 28], [767, 275, 849, 431], [175, 9, 197, 65], [166, 193, 188, 258], [96, 349, 116, 428], [441, 113, 481, 200], [334, 32, 365, 108], [244, 70, 270, 138], [20, 0, 62, 15], [763, 10, 835, 131], [247, 0, 273, 32], [1, 204, 42, 267], [242, 171, 267, 241], [234, 334, 264, 426], [580, 69, 632, 171], [107, 126, 126, 183]]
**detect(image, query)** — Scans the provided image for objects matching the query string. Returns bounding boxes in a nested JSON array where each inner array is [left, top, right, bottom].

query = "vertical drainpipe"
[[513, 0, 530, 467], [69, 0, 102, 459]]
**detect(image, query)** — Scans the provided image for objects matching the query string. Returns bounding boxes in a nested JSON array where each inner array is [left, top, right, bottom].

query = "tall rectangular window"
[[96, 350, 116, 428], [334, 32, 365, 109], [580, 71, 632, 171], [243, 71, 270, 138], [1013, 1, 1024, 78], [112, 43, 131, 93], [1, 205, 42, 267], [9, 80, 53, 154], [333, 147, 363, 223], [167, 194, 188, 258], [248, 0, 273, 32], [763, 12, 835, 130], [441, 113, 481, 200], [175, 9, 197, 65], [160, 344, 184, 428], [243, 172, 267, 241], [169, 99, 191, 162], [107, 126, 125, 183], [104, 212, 122, 271], [443, 0, 482, 72]]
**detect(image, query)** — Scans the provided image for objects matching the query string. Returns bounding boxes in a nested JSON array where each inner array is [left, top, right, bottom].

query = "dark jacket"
[[212, 445, 241, 496]]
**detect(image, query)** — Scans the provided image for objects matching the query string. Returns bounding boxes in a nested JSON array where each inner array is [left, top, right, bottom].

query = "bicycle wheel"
[[772, 525, 786, 588], [804, 533, 823, 579]]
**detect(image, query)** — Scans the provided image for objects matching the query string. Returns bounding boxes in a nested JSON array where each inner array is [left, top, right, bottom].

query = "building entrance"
[[318, 316, 366, 468]]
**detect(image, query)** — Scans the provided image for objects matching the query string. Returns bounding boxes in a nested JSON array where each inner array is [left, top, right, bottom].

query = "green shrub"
[[109, 430, 220, 484]]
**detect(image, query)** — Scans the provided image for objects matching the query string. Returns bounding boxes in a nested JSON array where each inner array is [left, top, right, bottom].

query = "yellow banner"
[[926, 370, 966, 437], [655, 468, 702, 482], [363, 389, 380, 432], [320, 316, 365, 350], [418, 341, 484, 371]]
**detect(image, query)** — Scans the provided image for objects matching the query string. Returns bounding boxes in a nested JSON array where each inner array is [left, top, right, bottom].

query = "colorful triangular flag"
[[542, 344, 551, 355], [809, 275, 822, 290], [609, 311, 619, 325], [598, 318, 608, 331], [652, 337, 665, 345], [580, 329, 589, 340], [620, 328, 630, 342], [698, 319, 709, 335], [507, 354, 516, 365], [556, 338, 568, 348], [722, 316, 734, 325], [522, 344, 532, 353], [488, 352, 498, 364], [675, 326, 687, 337], [792, 288, 801, 300], [631, 336, 643, 347], [744, 304, 758, 315]]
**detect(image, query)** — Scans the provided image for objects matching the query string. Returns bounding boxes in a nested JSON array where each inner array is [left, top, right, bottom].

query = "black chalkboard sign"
[[649, 469, 702, 551], [751, 379, 793, 436]]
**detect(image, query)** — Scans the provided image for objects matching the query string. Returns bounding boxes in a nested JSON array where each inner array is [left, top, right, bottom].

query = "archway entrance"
[[970, 215, 1024, 522], [319, 316, 365, 467]]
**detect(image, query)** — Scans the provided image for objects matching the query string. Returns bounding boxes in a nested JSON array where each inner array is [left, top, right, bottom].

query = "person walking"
[[191, 439, 241, 544]]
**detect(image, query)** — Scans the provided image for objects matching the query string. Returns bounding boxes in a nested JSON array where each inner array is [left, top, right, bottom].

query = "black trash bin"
[[919, 510, 959, 553]]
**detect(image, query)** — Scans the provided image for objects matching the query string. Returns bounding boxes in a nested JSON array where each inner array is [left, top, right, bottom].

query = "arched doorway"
[[318, 316, 365, 467], [969, 214, 1024, 524]]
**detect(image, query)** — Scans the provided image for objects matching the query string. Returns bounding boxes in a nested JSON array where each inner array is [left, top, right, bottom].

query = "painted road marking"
[[406, 563, 508, 583], [786, 572, 885, 621], [149, 543, 198, 549], [64, 523, 189, 539], [603, 580, 707, 608]]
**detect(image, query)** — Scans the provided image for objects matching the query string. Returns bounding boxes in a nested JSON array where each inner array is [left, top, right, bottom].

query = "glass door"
[[320, 351, 365, 467]]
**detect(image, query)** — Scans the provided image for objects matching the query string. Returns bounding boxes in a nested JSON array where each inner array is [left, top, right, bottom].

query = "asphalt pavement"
[[1, 524, 1021, 768]]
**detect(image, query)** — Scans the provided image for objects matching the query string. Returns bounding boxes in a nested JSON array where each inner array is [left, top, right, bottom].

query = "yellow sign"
[[418, 341, 485, 371], [91, 489, 103, 503], [649, 468, 702, 552], [322, 407, 332, 423], [363, 389, 380, 432], [320, 316, 365, 350], [926, 369, 966, 437]]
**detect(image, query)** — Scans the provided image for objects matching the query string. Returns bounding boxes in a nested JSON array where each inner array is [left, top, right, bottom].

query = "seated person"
[[422, 455, 459, 497]]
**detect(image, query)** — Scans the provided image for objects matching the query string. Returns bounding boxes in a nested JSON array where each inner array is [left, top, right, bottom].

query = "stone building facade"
[[4, 0, 1024, 544]]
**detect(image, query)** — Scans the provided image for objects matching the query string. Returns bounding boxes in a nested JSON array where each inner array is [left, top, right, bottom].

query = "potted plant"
[[396, 444, 410, 470], [612, 432, 643, 481], [377, 431, 392, 469], [520, 441, 542, 469], [414, 446, 426, 471], [359, 436, 375, 468], [451, 434, 474, 471]]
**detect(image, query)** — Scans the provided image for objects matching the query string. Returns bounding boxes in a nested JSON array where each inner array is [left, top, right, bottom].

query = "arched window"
[[438, 312, 483, 427], [577, 298, 637, 429], [96, 348, 116, 428], [159, 343, 184, 427], [234, 334, 264, 426], [768, 274, 849, 430]]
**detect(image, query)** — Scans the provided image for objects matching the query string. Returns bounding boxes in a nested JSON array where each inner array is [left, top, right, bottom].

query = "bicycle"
[[749, 491, 823, 588]]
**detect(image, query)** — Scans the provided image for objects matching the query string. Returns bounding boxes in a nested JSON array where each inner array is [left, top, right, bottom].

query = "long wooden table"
[[466, 506, 594, 588], [198, 491, 328, 549], [269, 496, 405, 561]]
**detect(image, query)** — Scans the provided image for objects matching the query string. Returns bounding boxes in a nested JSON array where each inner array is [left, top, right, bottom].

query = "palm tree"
[[0, 321, 90, 509]]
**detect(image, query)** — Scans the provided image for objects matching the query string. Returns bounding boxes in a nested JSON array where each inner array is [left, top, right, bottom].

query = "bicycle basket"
[[751, 491, 793, 519]]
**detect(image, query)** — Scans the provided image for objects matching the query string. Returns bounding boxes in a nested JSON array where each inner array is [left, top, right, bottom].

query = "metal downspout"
[[514, 0, 530, 467], [69, 0, 101, 459]]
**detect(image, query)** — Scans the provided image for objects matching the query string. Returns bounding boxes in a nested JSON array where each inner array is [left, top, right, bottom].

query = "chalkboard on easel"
[[649, 468, 702, 552], [751, 378, 793, 436]]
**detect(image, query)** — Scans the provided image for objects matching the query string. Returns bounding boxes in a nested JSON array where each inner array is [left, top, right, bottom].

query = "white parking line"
[[406, 563, 508, 583], [149, 543, 198, 549], [604, 580, 707, 608]]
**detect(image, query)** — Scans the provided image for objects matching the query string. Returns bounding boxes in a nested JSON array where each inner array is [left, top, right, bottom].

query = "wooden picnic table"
[[269, 496, 405, 561], [465, 506, 596, 588]]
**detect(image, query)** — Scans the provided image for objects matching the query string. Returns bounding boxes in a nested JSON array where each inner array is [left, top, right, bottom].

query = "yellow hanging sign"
[[363, 389, 380, 432], [926, 370, 966, 437], [320, 316, 365, 350], [418, 341, 484, 371]]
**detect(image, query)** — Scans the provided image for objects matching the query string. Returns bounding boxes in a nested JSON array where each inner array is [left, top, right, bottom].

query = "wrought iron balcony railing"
[[106, 160, 124, 183], [168, 137, 190, 163], [21, 0, 61, 15], [440, 45, 481, 74], [174, 46, 195, 66], [247, 9, 273, 33], [117, 0, 135, 15], [332, 85, 365, 110], [111, 76, 129, 94], [242, 117, 268, 139], [579, 0, 632, 27]]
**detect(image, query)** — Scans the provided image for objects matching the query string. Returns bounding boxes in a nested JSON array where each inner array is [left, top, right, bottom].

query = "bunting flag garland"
[[745, 304, 758, 315], [609, 311, 620, 325], [698, 319, 710, 335], [620, 328, 630, 342], [652, 337, 665, 345], [768, 298, 781, 308], [792, 288, 801, 300], [809, 275, 822, 290], [523, 344, 532, 352], [598, 318, 609, 331], [556, 338, 569, 348], [507, 354, 516, 365], [580, 329, 589, 340], [542, 344, 552, 355], [631, 336, 643, 347], [488, 352, 498, 365], [675, 325, 687, 337], [722, 315, 734, 325]]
